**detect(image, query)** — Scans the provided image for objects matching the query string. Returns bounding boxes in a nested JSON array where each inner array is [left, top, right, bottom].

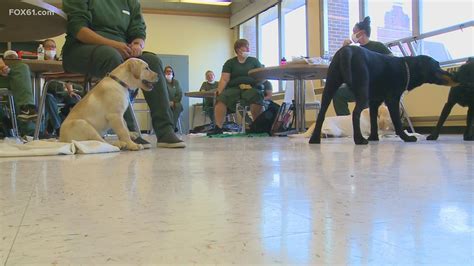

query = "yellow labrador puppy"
[[290, 105, 394, 138], [59, 58, 158, 151]]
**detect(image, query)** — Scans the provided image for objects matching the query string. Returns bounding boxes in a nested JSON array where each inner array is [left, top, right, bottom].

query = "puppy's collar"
[[403, 61, 410, 91], [107, 73, 130, 89]]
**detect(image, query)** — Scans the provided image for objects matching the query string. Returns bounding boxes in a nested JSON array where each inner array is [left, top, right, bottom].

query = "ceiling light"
[[180, 0, 231, 6]]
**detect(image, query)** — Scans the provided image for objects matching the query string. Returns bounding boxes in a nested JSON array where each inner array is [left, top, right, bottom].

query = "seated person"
[[208, 39, 265, 135], [334, 16, 393, 116], [199, 70, 218, 123], [262, 80, 274, 110], [0, 52, 37, 136], [0, 53, 37, 121], [164, 66, 183, 132], [41, 39, 84, 137]]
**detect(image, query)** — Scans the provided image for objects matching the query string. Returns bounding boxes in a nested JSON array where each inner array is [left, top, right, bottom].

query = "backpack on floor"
[[270, 102, 295, 135], [248, 101, 280, 134]]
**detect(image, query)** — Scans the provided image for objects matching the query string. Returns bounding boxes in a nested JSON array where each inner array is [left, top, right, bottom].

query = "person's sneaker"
[[132, 136, 152, 149], [157, 132, 185, 148], [206, 126, 223, 136], [18, 105, 38, 121]]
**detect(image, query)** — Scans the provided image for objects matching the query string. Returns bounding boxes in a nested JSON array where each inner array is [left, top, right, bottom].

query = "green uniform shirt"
[[222, 57, 262, 87], [199, 81, 218, 92], [361, 41, 392, 55], [63, 0, 146, 46], [200, 81, 218, 107], [166, 79, 183, 111]]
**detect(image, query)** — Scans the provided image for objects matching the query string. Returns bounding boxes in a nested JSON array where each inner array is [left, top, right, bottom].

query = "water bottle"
[[322, 51, 330, 65], [37, 44, 44, 60]]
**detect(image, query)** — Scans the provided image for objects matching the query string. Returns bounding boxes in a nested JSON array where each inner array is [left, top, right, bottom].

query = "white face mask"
[[351, 32, 361, 43], [45, 50, 56, 59], [241, 51, 249, 58], [165, 74, 173, 82]]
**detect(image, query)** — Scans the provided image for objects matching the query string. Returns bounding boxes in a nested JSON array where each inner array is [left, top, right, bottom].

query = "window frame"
[[237, 0, 309, 92]]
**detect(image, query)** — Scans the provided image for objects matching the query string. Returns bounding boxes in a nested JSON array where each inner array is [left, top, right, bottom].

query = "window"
[[239, 17, 257, 57], [282, 0, 307, 60], [420, 0, 473, 33], [258, 5, 280, 68], [258, 5, 280, 91], [366, 0, 413, 43], [416, 28, 474, 62], [323, 0, 360, 56]]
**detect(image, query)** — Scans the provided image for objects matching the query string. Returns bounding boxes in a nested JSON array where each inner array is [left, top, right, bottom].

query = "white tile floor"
[[1, 135, 473, 265]]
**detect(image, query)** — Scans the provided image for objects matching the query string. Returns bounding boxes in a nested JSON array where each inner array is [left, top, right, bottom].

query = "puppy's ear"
[[128, 60, 142, 80]]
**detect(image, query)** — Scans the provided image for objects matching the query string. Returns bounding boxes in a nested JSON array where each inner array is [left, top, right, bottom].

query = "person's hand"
[[111, 41, 132, 59], [0, 65, 10, 77], [342, 39, 352, 46], [65, 83, 81, 100], [169, 101, 174, 108], [129, 38, 144, 58], [129, 43, 143, 57], [68, 90, 82, 100]]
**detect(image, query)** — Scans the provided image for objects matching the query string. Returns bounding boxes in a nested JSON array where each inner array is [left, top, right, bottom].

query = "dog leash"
[[107, 73, 130, 89], [403, 61, 411, 91]]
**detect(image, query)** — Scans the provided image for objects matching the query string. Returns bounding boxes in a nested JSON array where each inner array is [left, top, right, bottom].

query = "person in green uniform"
[[0, 56, 37, 121], [40, 39, 84, 137], [0, 54, 37, 136], [61, 0, 185, 148], [164, 66, 183, 131], [334, 16, 393, 115], [199, 70, 218, 123], [207, 39, 265, 135]]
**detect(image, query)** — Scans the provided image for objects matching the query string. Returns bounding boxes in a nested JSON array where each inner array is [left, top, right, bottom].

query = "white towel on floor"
[[0, 140, 119, 157]]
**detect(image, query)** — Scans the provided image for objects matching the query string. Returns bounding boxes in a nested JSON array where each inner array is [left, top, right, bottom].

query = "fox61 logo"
[[9, 9, 54, 16]]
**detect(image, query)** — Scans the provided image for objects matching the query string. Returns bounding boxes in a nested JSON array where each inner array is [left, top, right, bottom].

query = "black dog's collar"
[[403, 61, 410, 91], [107, 73, 130, 90]]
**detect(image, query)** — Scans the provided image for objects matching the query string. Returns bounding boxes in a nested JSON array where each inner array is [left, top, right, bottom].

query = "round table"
[[0, 0, 67, 42], [184, 91, 215, 99], [249, 64, 328, 133]]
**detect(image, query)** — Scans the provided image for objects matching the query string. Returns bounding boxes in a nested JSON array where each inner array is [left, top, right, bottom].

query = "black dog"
[[427, 58, 474, 141], [309, 45, 456, 145]]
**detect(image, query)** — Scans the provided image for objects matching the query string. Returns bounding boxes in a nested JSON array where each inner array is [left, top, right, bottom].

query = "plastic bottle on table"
[[37, 44, 45, 60]]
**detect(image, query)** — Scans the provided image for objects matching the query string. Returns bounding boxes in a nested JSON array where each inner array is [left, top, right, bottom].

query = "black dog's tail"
[[338, 46, 353, 86]]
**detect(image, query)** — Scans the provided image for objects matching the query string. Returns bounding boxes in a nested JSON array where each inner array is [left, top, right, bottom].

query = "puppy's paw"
[[402, 135, 417, 142], [368, 134, 379, 141], [113, 141, 128, 150], [126, 142, 144, 151], [309, 136, 321, 144], [426, 134, 438, 141], [354, 137, 369, 145]]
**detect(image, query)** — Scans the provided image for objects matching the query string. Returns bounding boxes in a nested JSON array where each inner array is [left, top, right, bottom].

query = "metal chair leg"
[[400, 92, 415, 133], [7, 93, 19, 138], [128, 97, 143, 138], [34, 80, 53, 140]]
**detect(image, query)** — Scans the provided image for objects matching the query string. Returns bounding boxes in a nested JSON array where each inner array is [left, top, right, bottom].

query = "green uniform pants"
[[0, 62, 36, 136], [333, 84, 355, 116], [62, 44, 174, 137]]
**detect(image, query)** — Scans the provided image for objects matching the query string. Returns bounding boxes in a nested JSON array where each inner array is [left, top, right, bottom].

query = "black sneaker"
[[18, 105, 38, 121], [157, 132, 185, 148], [132, 136, 152, 149], [206, 126, 223, 136]]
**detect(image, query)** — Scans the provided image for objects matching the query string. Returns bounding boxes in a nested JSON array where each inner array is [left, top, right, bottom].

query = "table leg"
[[294, 79, 306, 133]]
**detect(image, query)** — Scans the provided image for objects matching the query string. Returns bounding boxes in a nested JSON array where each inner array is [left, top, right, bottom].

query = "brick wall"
[[240, 21, 258, 57], [327, 0, 350, 56]]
